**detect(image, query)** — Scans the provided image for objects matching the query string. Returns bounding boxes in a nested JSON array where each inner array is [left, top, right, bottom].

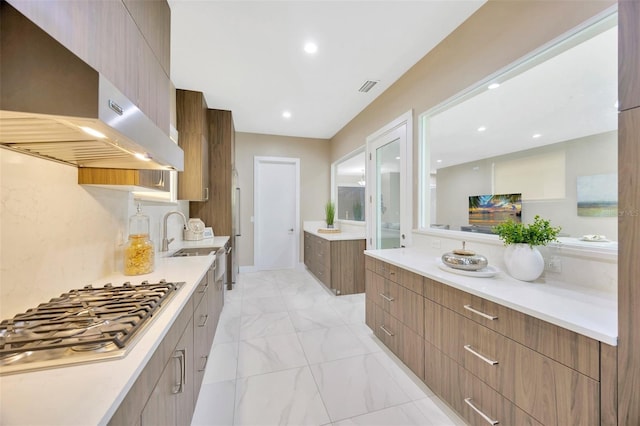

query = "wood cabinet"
[[365, 257, 423, 378], [108, 262, 223, 426], [304, 231, 365, 295], [176, 90, 209, 201], [618, 2, 640, 423], [78, 168, 170, 192], [189, 109, 237, 288], [190, 109, 235, 236], [7, 0, 171, 134], [365, 255, 615, 426]]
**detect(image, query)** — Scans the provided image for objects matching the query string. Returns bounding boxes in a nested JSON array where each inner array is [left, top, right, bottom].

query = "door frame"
[[366, 110, 413, 249], [253, 156, 301, 270]]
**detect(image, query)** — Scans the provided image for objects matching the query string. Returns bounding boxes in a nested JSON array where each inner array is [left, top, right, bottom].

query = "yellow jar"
[[124, 204, 155, 275], [124, 234, 155, 275]]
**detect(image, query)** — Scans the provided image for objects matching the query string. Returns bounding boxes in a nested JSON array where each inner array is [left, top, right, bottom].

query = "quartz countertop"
[[303, 227, 366, 241], [0, 237, 229, 426], [365, 247, 617, 346]]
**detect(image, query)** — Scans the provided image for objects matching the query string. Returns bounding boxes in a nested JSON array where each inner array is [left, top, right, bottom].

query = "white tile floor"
[[191, 268, 466, 426]]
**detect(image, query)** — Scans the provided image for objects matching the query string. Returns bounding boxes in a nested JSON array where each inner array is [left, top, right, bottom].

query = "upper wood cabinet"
[[6, 0, 171, 134], [78, 168, 170, 192], [176, 90, 209, 202], [190, 110, 235, 234]]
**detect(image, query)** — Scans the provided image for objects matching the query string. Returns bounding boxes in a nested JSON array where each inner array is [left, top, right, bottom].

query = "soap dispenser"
[[124, 204, 155, 275]]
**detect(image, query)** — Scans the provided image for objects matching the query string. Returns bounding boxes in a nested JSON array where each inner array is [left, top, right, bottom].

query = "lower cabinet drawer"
[[431, 306, 600, 425], [425, 341, 543, 426], [367, 299, 424, 379]]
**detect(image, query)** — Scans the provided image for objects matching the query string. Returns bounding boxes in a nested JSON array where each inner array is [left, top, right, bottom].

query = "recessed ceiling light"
[[532, 133, 542, 138], [436, 159, 442, 163], [488, 83, 500, 90], [282, 111, 292, 119], [303, 42, 318, 54], [395, 156, 400, 160], [477, 126, 486, 132]]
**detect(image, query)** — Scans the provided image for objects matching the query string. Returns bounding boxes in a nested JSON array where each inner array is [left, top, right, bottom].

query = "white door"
[[367, 111, 412, 249], [254, 156, 300, 270]]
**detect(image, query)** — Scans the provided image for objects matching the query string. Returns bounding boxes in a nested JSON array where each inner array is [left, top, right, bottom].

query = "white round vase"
[[503, 243, 545, 281]]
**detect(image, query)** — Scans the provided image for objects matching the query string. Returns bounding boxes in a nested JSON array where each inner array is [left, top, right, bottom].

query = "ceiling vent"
[[358, 80, 379, 93]]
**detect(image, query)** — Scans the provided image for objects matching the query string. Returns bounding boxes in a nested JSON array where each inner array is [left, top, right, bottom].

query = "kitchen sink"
[[170, 247, 218, 257]]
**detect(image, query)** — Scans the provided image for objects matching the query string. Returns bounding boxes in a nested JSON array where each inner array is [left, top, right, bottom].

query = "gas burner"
[[0, 280, 184, 375]]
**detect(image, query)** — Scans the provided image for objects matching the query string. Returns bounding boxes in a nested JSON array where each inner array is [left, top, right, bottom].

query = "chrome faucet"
[[161, 211, 188, 251]]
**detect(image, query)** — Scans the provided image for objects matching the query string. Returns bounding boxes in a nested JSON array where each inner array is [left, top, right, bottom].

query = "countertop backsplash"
[[0, 149, 189, 319]]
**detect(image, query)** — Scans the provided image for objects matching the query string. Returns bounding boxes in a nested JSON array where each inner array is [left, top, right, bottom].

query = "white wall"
[[0, 149, 188, 318], [435, 131, 617, 239], [235, 132, 331, 268]]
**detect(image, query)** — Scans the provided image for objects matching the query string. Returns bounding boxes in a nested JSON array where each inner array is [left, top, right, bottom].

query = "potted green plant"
[[325, 201, 336, 229], [493, 215, 561, 281]]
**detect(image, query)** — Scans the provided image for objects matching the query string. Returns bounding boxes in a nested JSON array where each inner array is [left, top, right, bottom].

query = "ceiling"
[[168, 0, 486, 139]]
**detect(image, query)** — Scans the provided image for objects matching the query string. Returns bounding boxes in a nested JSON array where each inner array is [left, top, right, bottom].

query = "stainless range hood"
[[0, 2, 183, 171]]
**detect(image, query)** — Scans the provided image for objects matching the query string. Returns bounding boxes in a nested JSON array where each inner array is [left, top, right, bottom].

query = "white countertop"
[[365, 248, 618, 346], [0, 237, 229, 426], [304, 227, 366, 241]]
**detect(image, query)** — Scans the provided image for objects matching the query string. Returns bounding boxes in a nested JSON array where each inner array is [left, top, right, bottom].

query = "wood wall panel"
[[618, 106, 640, 425], [619, 0, 640, 111], [601, 343, 618, 426]]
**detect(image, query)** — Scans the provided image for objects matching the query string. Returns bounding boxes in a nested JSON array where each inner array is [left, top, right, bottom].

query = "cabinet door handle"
[[199, 314, 209, 328], [198, 282, 209, 294], [379, 293, 395, 302], [464, 344, 498, 365], [204, 187, 209, 201], [379, 325, 394, 336], [464, 304, 498, 321], [172, 349, 186, 394], [464, 398, 499, 425], [198, 355, 209, 372]]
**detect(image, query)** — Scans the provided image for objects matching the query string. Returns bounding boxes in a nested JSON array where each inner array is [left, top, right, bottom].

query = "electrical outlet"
[[546, 256, 562, 273], [431, 239, 441, 249]]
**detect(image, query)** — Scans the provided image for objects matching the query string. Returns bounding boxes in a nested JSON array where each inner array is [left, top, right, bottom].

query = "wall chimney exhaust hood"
[[0, 2, 184, 171]]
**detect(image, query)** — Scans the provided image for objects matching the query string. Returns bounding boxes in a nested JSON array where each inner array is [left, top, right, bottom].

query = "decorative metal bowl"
[[441, 241, 488, 271]]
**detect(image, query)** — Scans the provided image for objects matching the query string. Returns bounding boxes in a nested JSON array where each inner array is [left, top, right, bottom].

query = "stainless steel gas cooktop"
[[0, 280, 184, 375]]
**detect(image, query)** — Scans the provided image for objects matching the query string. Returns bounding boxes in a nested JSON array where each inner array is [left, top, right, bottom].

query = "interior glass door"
[[376, 139, 401, 248]]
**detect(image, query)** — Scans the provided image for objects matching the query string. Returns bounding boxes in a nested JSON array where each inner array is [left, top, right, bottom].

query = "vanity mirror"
[[419, 11, 618, 244], [332, 148, 366, 222]]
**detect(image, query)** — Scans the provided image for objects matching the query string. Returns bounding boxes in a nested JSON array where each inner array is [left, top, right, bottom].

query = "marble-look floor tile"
[[234, 366, 330, 426], [214, 314, 241, 345], [413, 397, 467, 425], [237, 333, 308, 378], [331, 301, 365, 324], [310, 353, 411, 421], [241, 295, 287, 315], [282, 290, 333, 311], [332, 402, 432, 426], [298, 325, 371, 364], [192, 380, 236, 426], [289, 305, 345, 332], [202, 342, 238, 384], [371, 351, 432, 400], [240, 282, 281, 300], [347, 324, 384, 354], [239, 311, 295, 340]]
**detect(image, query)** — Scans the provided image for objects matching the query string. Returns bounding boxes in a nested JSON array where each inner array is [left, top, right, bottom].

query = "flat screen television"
[[468, 193, 522, 227]]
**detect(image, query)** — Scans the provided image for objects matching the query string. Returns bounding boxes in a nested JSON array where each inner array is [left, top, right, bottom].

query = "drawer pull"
[[464, 304, 498, 321], [464, 398, 499, 425], [379, 293, 395, 302], [379, 325, 394, 336], [464, 345, 498, 365]]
